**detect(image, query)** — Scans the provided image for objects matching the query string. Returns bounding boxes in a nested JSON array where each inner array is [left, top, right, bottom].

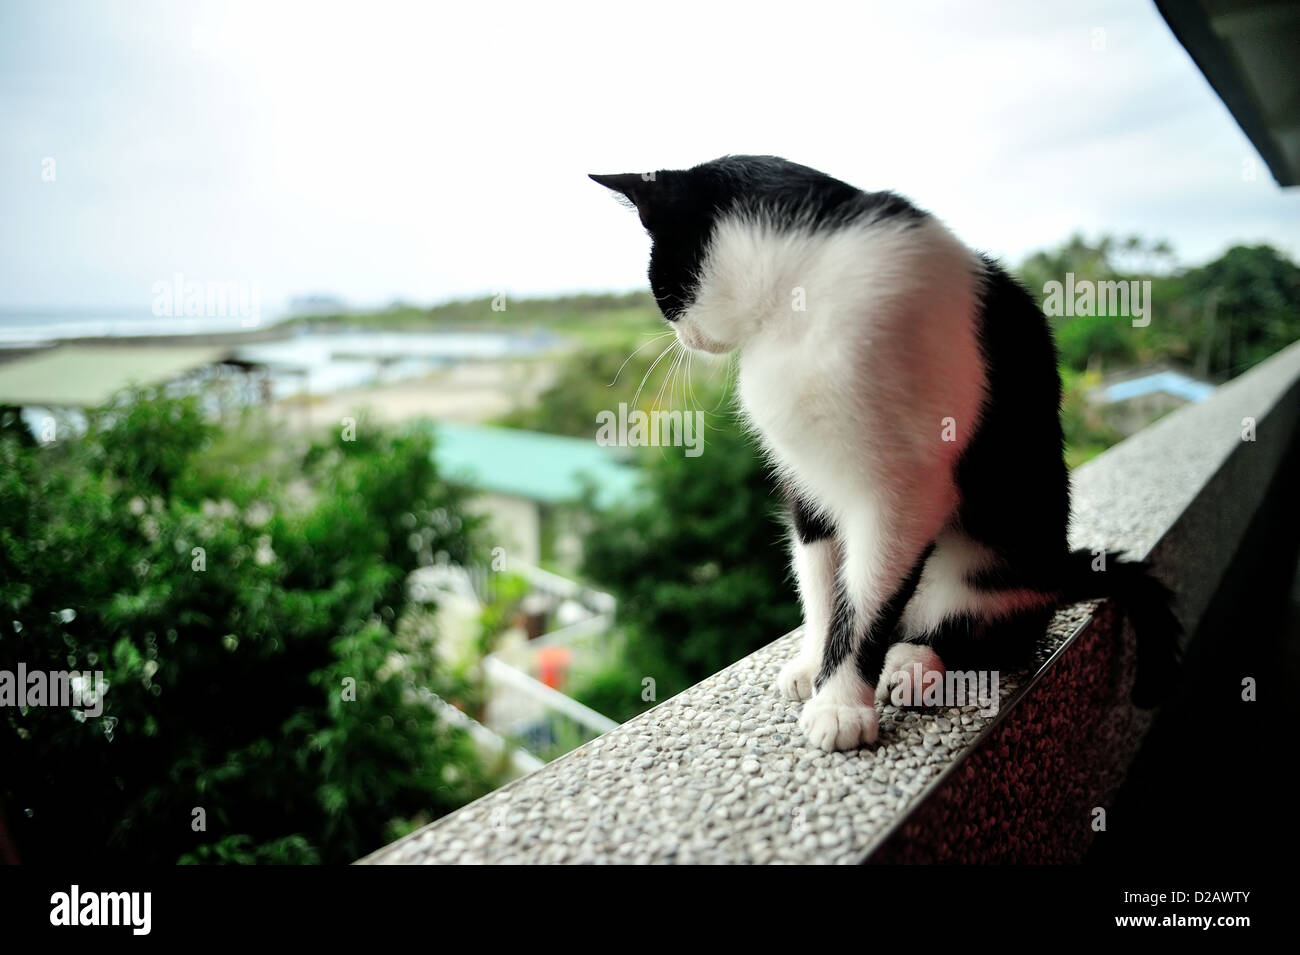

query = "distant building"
[[0, 344, 268, 439], [431, 422, 642, 569], [1089, 367, 1216, 436]]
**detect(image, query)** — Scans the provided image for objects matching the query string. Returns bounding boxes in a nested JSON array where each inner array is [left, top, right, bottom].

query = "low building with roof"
[[0, 344, 237, 406], [431, 421, 642, 569], [1088, 366, 1217, 436], [0, 343, 268, 439]]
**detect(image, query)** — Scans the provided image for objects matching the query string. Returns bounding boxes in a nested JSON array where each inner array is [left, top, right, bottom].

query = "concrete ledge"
[[360, 341, 1300, 864]]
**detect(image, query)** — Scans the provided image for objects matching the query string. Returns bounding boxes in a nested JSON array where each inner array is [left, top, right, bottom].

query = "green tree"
[[577, 407, 800, 720], [1180, 244, 1300, 378], [1017, 235, 1298, 379]]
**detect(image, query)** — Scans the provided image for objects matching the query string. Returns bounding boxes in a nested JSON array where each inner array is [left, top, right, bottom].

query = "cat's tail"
[[1060, 548, 1182, 708]]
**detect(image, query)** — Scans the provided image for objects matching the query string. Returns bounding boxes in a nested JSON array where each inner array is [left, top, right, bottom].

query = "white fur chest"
[[736, 330, 876, 513], [683, 213, 986, 516]]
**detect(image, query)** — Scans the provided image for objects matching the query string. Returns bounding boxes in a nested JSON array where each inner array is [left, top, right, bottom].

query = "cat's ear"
[[589, 172, 663, 230]]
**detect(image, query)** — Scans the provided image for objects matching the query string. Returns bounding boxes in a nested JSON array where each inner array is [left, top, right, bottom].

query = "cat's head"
[[590, 155, 863, 355]]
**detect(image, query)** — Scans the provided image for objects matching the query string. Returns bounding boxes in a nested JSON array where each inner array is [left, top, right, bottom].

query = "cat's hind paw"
[[878, 643, 945, 708], [798, 697, 879, 751]]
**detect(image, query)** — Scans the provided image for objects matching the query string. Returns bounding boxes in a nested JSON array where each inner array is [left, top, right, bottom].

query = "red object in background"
[[536, 646, 572, 690]]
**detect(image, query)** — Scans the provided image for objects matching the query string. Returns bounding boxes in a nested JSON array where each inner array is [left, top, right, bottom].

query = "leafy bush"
[[0, 391, 496, 864]]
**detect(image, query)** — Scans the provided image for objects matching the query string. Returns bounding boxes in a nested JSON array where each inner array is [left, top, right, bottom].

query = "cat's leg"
[[877, 532, 1002, 705], [776, 494, 839, 702], [876, 533, 972, 704], [798, 517, 936, 751]]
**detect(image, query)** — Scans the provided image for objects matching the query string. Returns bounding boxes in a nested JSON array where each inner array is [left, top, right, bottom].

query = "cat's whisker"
[[653, 342, 683, 414], [646, 344, 683, 461], [686, 352, 703, 415], [682, 352, 715, 432], [665, 344, 682, 409], [681, 351, 689, 403], [631, 339, 677, 412], [702, 353, 739, 419], [608, 331, 674, 387], [688, 354, 726, 435], [680, 350, 691, 413], [662, 348, 687, 460]]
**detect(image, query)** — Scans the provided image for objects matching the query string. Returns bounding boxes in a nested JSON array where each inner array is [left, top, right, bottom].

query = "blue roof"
[[1101, 371, 1216, 405], [432, 422, 642, 509]]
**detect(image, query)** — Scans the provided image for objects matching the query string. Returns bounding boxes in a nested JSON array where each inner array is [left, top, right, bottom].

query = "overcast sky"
[[2, 0, 1297, 315]]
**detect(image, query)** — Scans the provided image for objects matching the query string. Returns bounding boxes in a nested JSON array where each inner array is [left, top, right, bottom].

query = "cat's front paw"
[[799, 697, 879, 751], [776, 654, 819, 701], [878, 643, 945, 707]]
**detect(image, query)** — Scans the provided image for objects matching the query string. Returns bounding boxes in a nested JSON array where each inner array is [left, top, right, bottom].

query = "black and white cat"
[[592, 156, 1179, 751]]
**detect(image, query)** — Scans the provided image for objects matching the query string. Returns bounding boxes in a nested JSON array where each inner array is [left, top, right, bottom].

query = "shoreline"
[[270, 357, 560, 430]]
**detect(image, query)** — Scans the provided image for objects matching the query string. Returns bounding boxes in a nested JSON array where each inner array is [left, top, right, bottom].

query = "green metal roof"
[[432, 422, 642, 508], [0, 345, 230, 407]]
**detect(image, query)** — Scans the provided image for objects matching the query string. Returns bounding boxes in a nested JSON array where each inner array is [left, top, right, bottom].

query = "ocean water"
[[0, 309, 287, 346], [241, 328, 557, 399]]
